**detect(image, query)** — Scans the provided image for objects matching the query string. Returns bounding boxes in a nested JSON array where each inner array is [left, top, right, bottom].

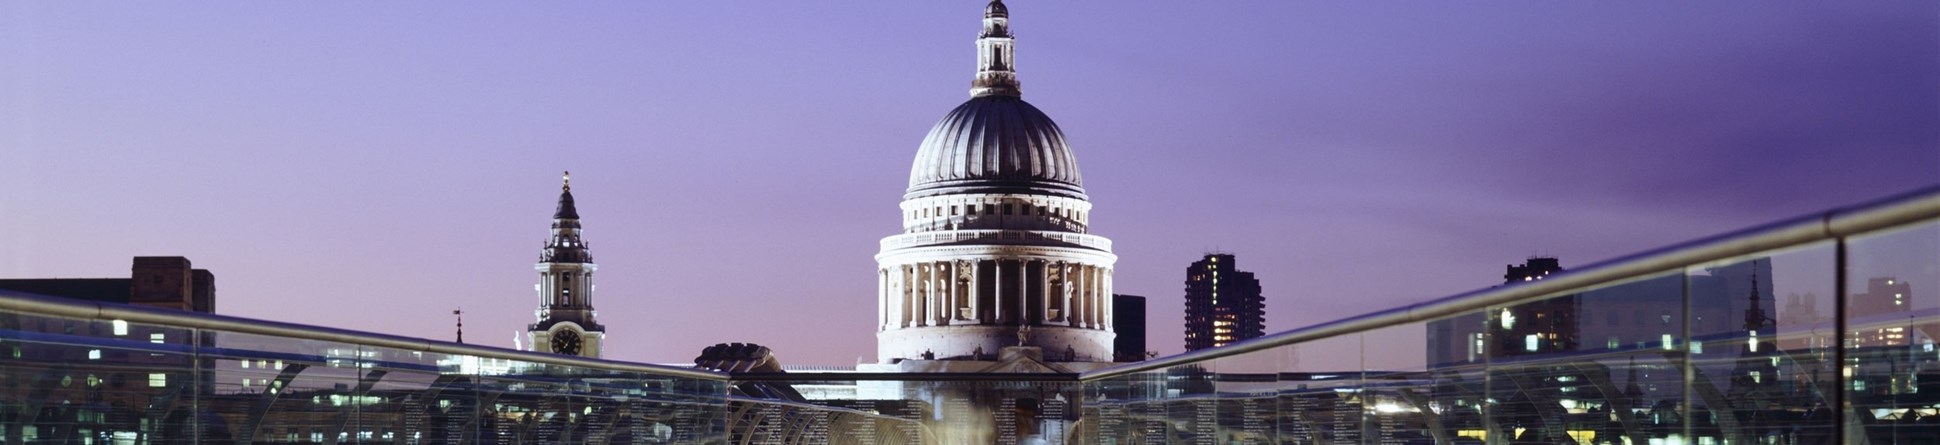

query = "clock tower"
[[528, 172, 606, 358]]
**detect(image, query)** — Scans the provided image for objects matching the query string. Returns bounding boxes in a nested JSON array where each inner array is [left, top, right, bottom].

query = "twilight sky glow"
[[3, 2, 1936, 366]]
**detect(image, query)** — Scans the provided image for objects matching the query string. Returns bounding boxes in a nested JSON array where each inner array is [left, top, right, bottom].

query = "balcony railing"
[[880, 229, 1113, 251], [3, 183, 1936, 444]]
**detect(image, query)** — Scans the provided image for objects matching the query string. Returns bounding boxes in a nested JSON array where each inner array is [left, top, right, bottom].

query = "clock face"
[[549, 329, 582, 355]]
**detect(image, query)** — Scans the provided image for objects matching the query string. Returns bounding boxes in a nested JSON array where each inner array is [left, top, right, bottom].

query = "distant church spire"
[[1743, 260, 1773, 353], [530, 171, 604, 358], [970, 0, 1022, 97]]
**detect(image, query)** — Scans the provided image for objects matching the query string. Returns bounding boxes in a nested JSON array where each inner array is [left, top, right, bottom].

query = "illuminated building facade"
[[1850, 277, 1916, 347], [875, 0, 1118, 364], [1183, 254, 1264, 351]]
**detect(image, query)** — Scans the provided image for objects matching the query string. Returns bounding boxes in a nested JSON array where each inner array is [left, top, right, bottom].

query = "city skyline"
[[3, 2, 1936, 365]]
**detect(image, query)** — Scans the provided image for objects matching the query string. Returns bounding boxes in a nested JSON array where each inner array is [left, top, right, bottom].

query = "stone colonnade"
[[878, 258, 1111, 331]]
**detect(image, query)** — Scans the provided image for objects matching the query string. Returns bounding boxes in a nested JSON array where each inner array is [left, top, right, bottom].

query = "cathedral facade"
[[875, 0, 1117, 364]]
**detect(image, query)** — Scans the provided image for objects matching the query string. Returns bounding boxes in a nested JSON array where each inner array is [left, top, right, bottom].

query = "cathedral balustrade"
[[879, 230, 1112, 251], [900, 195, 1092, 234]]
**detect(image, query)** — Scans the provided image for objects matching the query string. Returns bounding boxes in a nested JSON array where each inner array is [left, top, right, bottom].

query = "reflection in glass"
[[1846, 220, 1940, 444]]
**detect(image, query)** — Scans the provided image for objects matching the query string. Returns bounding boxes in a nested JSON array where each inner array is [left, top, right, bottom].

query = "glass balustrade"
[[2, 186, 1935, 444]]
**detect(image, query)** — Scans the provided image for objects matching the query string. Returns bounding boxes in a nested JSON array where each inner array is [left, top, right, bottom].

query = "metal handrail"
[[0, 290, 729, 381], [1080, 184, 1940, 381], [727, 372, 1080, 382], [6, 185, 1935, 385]]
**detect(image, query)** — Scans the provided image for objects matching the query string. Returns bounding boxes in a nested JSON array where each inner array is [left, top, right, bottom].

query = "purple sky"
[[4, 2, 1936, 366]]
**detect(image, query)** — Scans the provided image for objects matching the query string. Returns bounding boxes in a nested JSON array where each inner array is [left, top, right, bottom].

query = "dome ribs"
[[905, 96, 1085, 199]]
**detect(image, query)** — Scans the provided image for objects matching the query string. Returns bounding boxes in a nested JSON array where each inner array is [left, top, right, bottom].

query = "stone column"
[[931, 260, 946, 326], [1080, 264, 1093, 328], [922, 263, 936, 327], [904, 264, 919, 326], [1086, 266, 1101, 329], [918, 263, 931, 327], [970, 260, 983, 324], [889, 265, 901, 328], [1039, 260, 1051, 325], [904, 265, 918, 328], [931, 262, 943, 326], [931, 262, 946, 324], [891, 266, 906, 328], [1055, 262, 1070, 324], [877, 268, 888, 330], [1103, 269, 1114, 330], [1070, 266, 1086, 328], [1069, 266, 1081, 329], [1020, 259, 1030, 325], [993, 259, 1006, 324]]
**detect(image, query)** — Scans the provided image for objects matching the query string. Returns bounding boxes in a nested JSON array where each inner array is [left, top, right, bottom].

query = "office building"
[[1112, 294, 1146, 362], [1183, 254, 1264, 351]]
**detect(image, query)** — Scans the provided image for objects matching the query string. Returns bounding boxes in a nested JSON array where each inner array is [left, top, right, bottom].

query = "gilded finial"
[[563, 171, 571, 192]]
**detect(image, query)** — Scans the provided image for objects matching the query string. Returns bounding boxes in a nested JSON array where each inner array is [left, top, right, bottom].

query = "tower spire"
[[554, 171, 579, 220], [530, 172, 604, 358], [1744, 261, 1769, 332], [971, 0, 1022, 97]]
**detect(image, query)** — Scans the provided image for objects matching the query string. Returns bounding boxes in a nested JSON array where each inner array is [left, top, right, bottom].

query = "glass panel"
[[0, 312, 197, 444], [477, 359, 603, 444], [1085, 370, 1172, 445], [1162, 362, 1219, 444], [352, 344, 472, 445], [1386, 313, 1487, 445], [1845, 218, 1940, 444], [1685, 242, 1838, 445], [202, 330, 374, 444], [1211, 345, 1286, 444], [1279, 334, 1363, 445], [1489, 271, 1687, 445]]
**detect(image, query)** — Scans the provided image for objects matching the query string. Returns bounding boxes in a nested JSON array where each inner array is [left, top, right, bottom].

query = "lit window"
[[112, 320, 128, 336], [150, 333, 165, 344], [1524, 334, 1540, 352], [149, 373, 168, 387], [88, 349, 101, 360]]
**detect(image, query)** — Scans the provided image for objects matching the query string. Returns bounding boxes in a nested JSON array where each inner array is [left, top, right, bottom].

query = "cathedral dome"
[[906, 95, 1086, 199]]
